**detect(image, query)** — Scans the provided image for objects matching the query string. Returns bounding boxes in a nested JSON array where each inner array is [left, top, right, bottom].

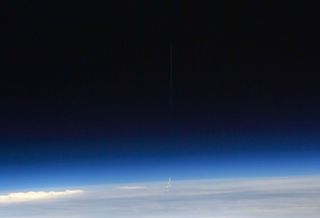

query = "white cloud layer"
[[1, 176, 320, 218], [117, 185, 147, 190], [0, 190, 83, 203]]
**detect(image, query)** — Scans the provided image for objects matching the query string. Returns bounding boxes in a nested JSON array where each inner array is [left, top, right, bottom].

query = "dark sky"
[[1, 1, 320, 187]]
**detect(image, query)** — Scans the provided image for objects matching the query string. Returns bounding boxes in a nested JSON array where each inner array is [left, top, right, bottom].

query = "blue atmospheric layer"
[[0, 131, 319, 190]]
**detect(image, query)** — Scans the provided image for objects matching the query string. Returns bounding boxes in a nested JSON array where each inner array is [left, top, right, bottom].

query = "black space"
[[1, 1, 320, 141]]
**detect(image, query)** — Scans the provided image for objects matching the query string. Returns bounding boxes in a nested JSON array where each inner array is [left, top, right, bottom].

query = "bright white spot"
[[0, 189, 83, 203]]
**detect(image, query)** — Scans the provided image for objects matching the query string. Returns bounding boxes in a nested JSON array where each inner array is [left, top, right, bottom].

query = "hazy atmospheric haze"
[[1, 176, 320, 218]]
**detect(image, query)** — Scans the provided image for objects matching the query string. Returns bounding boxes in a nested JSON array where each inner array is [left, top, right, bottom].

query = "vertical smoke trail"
[[166, 177, 172, 192]]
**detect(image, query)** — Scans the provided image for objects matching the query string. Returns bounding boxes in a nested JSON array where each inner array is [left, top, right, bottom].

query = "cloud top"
[[0, 189, 83, 203], [117, 186, 147, 190], [1, 176, 320, 217]]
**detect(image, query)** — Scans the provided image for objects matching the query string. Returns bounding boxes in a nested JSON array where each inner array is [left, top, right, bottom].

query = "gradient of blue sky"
[[1, 129, 319, 191], [2, 3, 320, 214]]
